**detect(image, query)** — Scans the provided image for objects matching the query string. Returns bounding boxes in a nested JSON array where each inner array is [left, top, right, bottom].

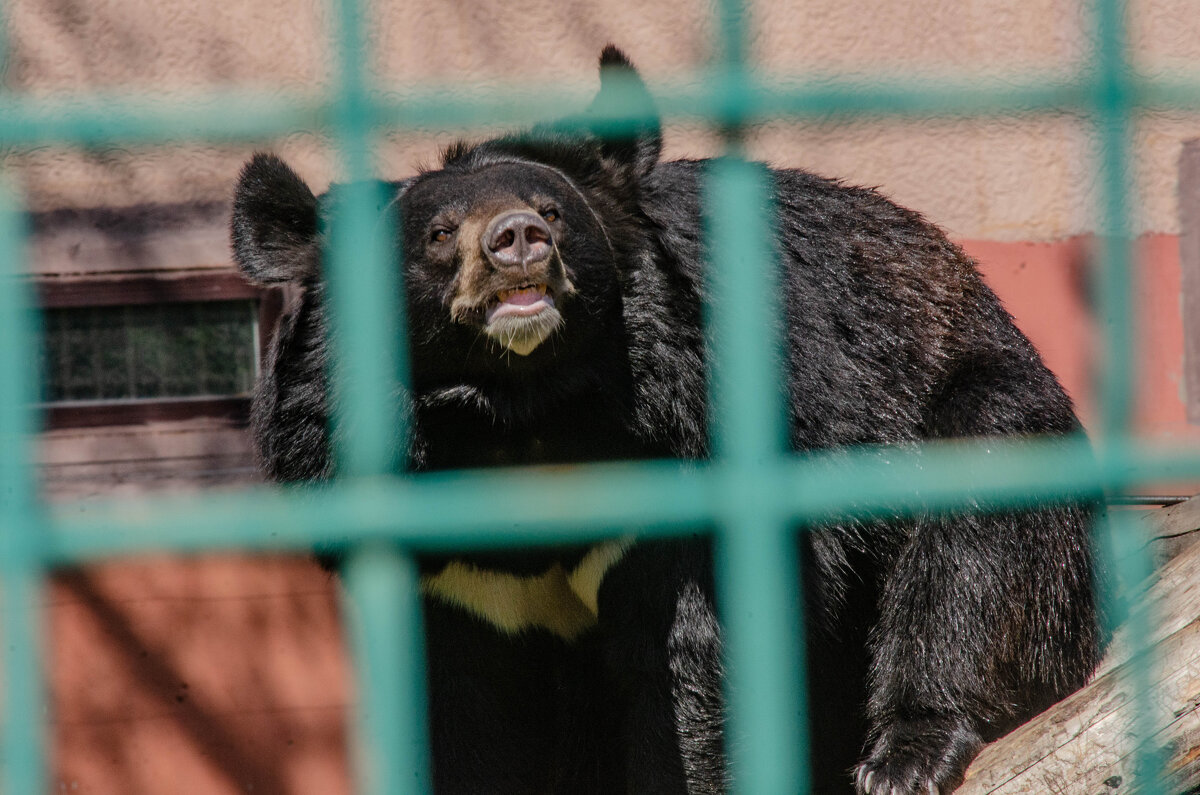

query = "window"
[[30, 203, 279, 429], [44, 300, 258, 403], [30, 203, 279, 498]]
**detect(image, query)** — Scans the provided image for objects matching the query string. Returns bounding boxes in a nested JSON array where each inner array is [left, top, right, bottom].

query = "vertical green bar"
[[326, 177, 406, 478], [1105, 511, 1164, 791], [0, 183, 47, 795], [328, 0, 405, 479], [706, 157, 808, 794], [708, 1, 807, 790], [1, 570, 43, 795], [1093, 0, 1162, 790], [715, 0, 747, 78], [343, 547, 430, 795], [1094, 0, 1135, 440], [713, 0, 752, 137], [327, 1, 424, 793]]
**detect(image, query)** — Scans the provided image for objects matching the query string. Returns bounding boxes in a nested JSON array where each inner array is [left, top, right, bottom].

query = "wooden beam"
[[957, 495, 1200, 794]]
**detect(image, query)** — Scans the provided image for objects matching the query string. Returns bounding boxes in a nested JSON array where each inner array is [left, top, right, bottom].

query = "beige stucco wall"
[[4, 0, 1200, 241]]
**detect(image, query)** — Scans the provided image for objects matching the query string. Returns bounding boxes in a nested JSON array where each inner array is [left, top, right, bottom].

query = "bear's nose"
[[483, 211, 553, 270]]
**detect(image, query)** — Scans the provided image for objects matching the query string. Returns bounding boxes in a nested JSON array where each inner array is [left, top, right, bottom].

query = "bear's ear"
[[587, 46, 663, 180], [231, 153, 320, 284]]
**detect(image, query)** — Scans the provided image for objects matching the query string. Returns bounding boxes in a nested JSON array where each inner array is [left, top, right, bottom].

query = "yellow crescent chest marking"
[[421, 538, 634, 641]]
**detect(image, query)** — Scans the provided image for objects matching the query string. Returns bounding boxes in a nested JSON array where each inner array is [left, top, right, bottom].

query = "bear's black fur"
[[231, 47, 1102, 794]]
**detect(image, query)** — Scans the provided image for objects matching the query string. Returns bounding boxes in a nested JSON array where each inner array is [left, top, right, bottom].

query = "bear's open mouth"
[[482, 282, 563, 356], [486, 283, 554, 324]]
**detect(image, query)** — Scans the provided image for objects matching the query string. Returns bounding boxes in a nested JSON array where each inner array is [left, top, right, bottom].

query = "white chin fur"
[[486, 306, 564, 356]]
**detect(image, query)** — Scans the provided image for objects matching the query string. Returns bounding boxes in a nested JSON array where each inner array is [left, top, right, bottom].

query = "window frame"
[[34, 269, 280, 429]]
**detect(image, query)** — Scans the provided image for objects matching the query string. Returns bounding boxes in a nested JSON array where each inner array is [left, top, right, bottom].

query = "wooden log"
[[956, 496, 1200, 794], [1142, 496, 1200, 564]]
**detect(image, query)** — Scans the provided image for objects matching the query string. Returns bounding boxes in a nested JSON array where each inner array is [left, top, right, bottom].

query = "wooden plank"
[[37, 271, 260, 308], [27, 202, 232, 277], [38, 418, 259, 500], [957, 495, 1200, 794], [1140, 496, 1200, 564]]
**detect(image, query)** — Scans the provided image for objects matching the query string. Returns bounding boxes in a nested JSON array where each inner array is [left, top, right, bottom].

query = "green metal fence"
[[3, 0, 1200, 792]]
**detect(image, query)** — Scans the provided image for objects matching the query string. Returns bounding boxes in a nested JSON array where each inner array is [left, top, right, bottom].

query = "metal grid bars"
[[3, 0, 1200, 793]]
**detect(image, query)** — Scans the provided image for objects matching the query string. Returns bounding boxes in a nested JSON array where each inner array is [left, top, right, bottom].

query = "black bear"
[[231, 47, 1102, 794]]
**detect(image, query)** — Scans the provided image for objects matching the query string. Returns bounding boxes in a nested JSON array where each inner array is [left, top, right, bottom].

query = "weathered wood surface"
[[1143, 497, 1200, 565], [956, 497, 1200, 794]]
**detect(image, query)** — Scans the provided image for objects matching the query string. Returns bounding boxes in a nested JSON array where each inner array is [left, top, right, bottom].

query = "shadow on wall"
[[49, 557, 353, 795]]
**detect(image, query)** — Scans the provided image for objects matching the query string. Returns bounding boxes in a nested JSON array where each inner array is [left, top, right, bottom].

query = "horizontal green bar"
[[0, 91, 330, 146], [43, 437, 1200, 564], [4, 71, 1200, 148], [48, 459, 710, 560], [1139, 77, 1200, 113], [0, 90, 390, 147]]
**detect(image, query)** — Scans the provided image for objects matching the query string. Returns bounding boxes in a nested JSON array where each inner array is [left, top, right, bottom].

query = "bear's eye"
[[430, 227, 454, 244], [540, 208, 560, 223]]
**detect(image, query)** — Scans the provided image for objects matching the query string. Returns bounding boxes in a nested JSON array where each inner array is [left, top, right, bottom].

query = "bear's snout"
[[483, 210, 553, 272]]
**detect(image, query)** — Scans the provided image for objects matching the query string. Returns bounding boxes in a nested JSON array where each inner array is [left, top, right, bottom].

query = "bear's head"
[[232, 47, 661, 389]]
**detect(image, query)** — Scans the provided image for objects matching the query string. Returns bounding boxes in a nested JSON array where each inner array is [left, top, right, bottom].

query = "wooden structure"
[[959, 497, 1200, 794]]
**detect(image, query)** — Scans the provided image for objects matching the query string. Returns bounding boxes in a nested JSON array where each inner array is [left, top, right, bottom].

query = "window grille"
[[1, 0, 1196, 793], [42, 301, 258, 403]]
